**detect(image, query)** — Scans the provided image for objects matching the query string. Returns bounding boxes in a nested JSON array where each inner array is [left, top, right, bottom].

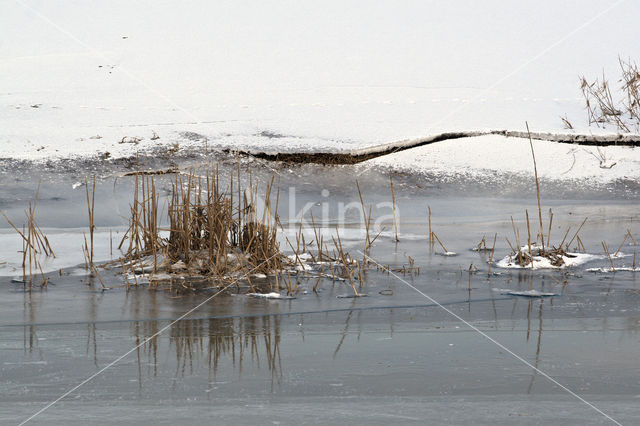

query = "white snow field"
[[2, 0, 640, 179]]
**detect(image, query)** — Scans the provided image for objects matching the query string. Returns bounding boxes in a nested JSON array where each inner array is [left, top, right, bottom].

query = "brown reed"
[[117, 165, 290, 292], [389, 171, 399, 242], [1, 182, 54, 288]]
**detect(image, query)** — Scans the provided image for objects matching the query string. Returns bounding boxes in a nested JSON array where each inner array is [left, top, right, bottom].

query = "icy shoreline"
[[3, 130, 640, 185]]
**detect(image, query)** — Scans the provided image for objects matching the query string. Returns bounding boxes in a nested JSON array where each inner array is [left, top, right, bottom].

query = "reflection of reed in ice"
[[131, 315, 283, 386]]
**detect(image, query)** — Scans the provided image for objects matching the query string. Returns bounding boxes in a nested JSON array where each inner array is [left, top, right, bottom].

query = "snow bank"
[[367, 134, 640, 183]]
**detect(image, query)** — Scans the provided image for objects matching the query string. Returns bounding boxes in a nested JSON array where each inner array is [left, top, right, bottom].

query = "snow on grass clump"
[[496, 245, 601, 270]]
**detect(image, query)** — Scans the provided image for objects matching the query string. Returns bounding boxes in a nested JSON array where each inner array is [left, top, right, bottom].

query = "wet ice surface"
[[1, 158, 640, 424], [3, 277, 640, 425]]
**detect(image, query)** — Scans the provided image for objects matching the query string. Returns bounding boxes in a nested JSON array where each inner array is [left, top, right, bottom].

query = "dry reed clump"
[[505, 214, 586, 269], [501, 124, 587, 272], [116, 166, 375, 296], [1, 182, 55, 288], [272, 180, 394, 297], [118, 166, 287, 292], [580, 57, 640, 133]]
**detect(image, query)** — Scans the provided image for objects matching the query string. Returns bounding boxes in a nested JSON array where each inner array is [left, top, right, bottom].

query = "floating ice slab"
[[437, 251, 457, 257], [586, 267, 640, 273], [336, 294, 368, 299], [494, 288, 557, 298], [248, 292, 295, 300]]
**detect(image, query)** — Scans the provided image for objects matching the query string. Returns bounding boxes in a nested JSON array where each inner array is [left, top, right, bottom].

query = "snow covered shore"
[[367, 134, 640, 183], [2, 0, 640, 182]]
